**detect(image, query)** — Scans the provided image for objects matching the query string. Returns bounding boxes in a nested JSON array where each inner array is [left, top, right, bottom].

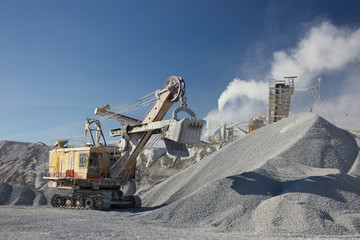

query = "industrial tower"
[[268, 77, 296, 124]]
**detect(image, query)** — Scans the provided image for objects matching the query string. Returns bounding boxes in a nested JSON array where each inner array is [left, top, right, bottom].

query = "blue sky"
[[1, 0, 360, 144]]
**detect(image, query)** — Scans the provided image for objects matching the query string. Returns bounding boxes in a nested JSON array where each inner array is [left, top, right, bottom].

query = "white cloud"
[[323, 68, 360, 128], [270, 22, 360, 88]]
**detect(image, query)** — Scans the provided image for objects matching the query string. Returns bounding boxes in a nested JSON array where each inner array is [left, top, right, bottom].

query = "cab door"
[[87, 151, 103, 179]]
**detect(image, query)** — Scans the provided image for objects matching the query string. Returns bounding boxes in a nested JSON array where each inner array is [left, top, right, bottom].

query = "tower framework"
[[268, 77, 295, 124]]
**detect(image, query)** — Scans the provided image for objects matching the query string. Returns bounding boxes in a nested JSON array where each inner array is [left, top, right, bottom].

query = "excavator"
[[43, 76, 205, 209]]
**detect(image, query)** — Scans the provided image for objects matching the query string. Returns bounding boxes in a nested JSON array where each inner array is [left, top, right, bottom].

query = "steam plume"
[[217, 79, 267, 111]]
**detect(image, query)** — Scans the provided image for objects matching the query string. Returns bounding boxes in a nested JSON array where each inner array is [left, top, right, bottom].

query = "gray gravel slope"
[[140, 112, 360, 235]]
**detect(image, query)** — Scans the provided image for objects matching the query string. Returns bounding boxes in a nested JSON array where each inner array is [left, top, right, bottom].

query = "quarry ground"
[[0, 206, 264, 240], [1, 206, 358, 240]]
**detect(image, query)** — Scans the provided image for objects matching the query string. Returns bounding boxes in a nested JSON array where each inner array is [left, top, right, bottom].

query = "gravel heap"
[[0, 182, 47, 206], [0, 141, 51, 189], [140, 112, 360, 235]]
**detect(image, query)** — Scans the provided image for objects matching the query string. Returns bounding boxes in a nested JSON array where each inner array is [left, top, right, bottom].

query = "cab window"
[[79, 153, 87, 168]]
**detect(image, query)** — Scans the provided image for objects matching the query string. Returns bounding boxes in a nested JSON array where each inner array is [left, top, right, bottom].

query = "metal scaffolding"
[[268, 77, 296, 124]]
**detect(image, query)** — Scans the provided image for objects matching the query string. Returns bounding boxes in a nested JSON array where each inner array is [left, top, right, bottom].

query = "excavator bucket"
[[164, 118, 205, 157], [164, 138, 189, 157], [165, 118, 205, 144]]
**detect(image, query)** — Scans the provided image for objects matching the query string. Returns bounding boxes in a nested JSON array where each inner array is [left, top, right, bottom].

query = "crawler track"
[[51, 194, 105, 210], [51, 194, 141, 210]]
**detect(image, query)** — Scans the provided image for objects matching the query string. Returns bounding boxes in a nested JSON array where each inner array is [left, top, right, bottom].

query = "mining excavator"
[[43, 76, 205, 209]]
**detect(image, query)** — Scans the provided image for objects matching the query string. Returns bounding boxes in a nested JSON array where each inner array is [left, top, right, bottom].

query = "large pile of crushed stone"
[[140, 112, 360, 235], [0, 141, 51, 189], [0, 182, 48, 206]]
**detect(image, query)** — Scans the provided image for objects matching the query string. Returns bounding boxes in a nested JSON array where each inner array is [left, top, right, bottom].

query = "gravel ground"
[[1, 206, 359, 240]]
